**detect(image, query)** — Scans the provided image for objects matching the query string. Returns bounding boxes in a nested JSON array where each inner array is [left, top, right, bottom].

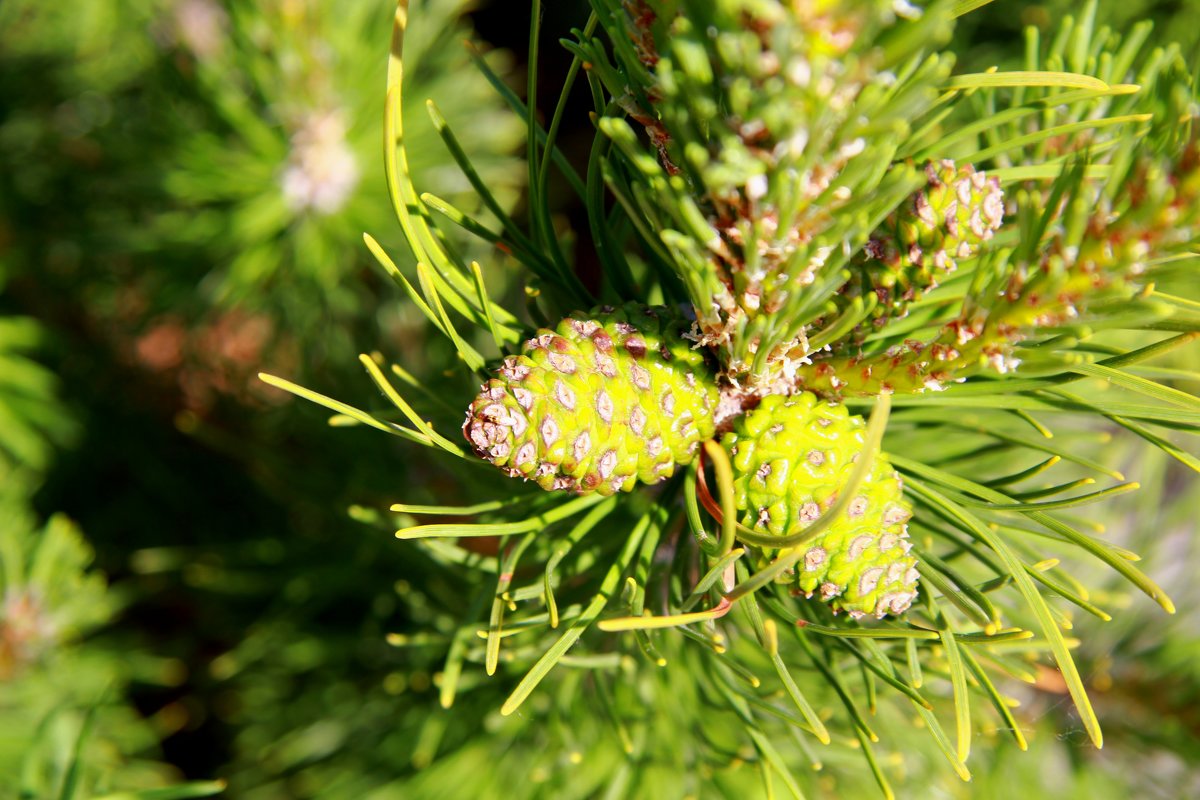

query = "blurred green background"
[[1, 0, 1198, 797]]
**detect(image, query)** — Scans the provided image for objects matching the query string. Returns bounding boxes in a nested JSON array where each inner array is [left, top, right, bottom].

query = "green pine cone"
[[858, 160, 1004, 321], [464, 304, 720, 495], [723, 394, 919, 618]]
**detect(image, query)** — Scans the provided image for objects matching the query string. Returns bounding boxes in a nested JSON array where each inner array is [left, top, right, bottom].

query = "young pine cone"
[[464, 304, 720, 495], [723, 394, 919, 618], [857, 160, 1005, 323]]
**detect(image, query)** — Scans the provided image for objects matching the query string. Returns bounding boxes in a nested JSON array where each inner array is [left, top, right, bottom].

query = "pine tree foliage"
[[160, 0, 524, 340], [266, 0, 1200, 795], [0, 285, 222, 797], [0, 496, 226, 799], [0, 313, 77, 480], [3, 2, 531, 795], [0, 0, 524, 404]]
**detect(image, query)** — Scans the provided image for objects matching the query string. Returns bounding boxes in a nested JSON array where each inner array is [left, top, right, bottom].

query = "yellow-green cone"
[[723, 394, 919, 618], [858, 160, 1005, 322], [464, 304, 720, 495]]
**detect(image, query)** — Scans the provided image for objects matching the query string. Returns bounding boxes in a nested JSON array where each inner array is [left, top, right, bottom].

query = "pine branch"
[[266, 0, 1200, 794]]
